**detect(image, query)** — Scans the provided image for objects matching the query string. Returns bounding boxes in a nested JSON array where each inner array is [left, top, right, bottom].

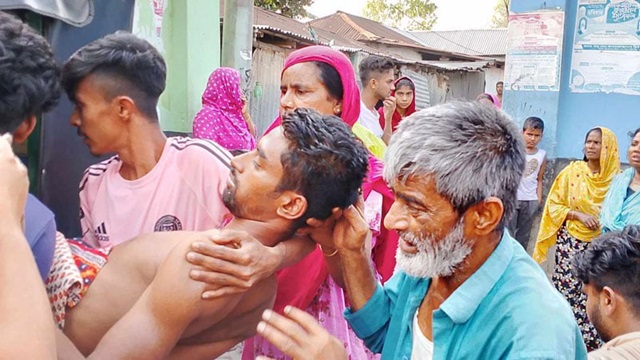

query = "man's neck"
[[608, 313, 640, 342], [427, 232, 502, 305], [361, 89, 379, 111], [525, 146, 538, 155], [118, 121, 167, 181], [223, 217, 289, 248]]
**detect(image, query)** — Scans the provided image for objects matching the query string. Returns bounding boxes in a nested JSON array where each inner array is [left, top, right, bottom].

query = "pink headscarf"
[[261, 45, 396, 314], [263, 45, 361, 132], [476, 92, 500, 108], [192, 67, 256, 151]]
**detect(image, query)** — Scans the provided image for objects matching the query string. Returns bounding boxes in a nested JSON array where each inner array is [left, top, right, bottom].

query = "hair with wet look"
[[278, 108, 369, 227]]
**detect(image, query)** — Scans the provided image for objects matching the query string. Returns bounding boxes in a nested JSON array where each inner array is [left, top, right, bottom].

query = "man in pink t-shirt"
[[61, 32, 231, 248]]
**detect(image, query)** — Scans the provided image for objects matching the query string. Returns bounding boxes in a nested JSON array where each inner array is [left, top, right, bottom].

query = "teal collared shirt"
[[345, 232, 588, 359]]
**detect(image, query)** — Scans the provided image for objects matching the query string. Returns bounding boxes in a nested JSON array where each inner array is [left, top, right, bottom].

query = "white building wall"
[[483, 66, 504, 94]]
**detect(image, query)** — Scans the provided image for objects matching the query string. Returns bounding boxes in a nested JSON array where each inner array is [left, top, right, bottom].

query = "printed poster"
[[570, 0, 640, 95], [505, 11, 565, 91]]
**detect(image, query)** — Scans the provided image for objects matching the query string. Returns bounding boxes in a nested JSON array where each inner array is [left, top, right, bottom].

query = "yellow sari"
[[533, 127, 620, 263]]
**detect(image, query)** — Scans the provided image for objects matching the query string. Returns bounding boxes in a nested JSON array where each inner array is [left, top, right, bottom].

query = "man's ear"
[[601, 286, 618, 315], [369, 77, 377, 90], [465, 197, 503, 236], [12, 115, 37, 144], [276, 191, 308, 221], [116, 96, 136, 122]]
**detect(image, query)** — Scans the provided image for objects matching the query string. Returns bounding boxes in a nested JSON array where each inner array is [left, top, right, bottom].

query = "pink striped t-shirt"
[[79, 137, 232, 248]]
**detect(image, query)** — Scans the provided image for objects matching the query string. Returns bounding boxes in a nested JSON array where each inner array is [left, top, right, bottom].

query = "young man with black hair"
[[358, 55, 395, 144], [51, 109, 370, 359], [0, 11, 60, 280], [61, 32, 233, 248], [573, 225, 640, 359]]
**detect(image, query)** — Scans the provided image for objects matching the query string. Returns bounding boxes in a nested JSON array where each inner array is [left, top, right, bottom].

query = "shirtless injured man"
[[46, 109, 370, 359]]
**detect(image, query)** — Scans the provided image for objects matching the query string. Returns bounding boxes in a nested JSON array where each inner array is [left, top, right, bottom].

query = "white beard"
[[395, 220, 472, 278]]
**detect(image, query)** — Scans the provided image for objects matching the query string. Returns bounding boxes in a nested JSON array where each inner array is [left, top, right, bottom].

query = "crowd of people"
[[2, 10, 640, 360]]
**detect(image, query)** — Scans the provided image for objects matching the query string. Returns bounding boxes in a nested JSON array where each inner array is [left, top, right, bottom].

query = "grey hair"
[[384, 101, 526, 229]]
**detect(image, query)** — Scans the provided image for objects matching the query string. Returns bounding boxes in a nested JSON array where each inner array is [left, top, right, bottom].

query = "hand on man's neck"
[[224, 217, 292, 248]]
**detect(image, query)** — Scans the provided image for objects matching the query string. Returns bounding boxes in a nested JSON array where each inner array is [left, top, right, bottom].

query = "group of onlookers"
[[3, 8, 640, 360]]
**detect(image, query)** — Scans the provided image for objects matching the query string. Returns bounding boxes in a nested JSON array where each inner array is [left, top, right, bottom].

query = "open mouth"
[[399, 238, 418, 254]]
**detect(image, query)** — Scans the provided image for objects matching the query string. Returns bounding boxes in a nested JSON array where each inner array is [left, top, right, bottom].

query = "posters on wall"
[[505, 11, 565, 91], [570, 0, 640, 95], [132, 0, 167, 53]]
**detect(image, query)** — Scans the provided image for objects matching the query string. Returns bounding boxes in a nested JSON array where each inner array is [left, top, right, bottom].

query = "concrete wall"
[[506, 0, 639, 270], [484, 66, 504, 94], [505, 0, 638, 163], [132, 0, 221, 133]]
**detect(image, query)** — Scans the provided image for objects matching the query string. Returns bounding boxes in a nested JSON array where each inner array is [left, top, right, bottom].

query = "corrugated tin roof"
[[253, 6, 319, 43], [221, 7, 482, 72], [419, 60, 493, 71], [408, 29, 508, 56], [310, 11, 436, 51]]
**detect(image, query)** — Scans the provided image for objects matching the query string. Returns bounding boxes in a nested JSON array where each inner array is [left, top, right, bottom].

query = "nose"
[[280, 90, 295, 113], [231, 154, 246, 172], [69, 108, 81, 127], [383, 201, 409, 232]]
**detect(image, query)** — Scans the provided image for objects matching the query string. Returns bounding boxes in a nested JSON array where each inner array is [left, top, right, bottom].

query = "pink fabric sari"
[[242, 46, 389, 360], [192, 67, 256, 151]]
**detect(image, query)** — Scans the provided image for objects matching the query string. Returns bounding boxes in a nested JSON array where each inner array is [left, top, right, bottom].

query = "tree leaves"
[[254, 0, 315, 19], [491, 0, 510, 28], [363, 0, 438, 31]]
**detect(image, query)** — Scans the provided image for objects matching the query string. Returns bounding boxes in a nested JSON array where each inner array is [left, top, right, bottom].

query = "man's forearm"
[[0, 222, 56, 359], [272, 236, 316, 270], [339, 249, 377, 311], [320, 246, 345, 288]]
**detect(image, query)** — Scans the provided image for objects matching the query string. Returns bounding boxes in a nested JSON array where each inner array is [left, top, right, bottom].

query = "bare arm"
[[56, 330, 85, 360], [187, 232, 315, 298], [89, 240, 242, 359], [380, 97, 396, 145], [333, 200, 378, 311], [0, 134, 56, 359], [537, 157, 546, 204]]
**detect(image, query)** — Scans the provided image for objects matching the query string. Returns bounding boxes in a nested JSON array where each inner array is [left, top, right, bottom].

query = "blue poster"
[[570, 0, 640, 95]]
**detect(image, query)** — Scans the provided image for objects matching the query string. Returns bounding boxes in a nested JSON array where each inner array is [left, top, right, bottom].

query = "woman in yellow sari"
[[534, 127, 620, 351]]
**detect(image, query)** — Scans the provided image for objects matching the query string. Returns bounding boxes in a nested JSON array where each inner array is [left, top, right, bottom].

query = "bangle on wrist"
[[319, 244, 338, 257]]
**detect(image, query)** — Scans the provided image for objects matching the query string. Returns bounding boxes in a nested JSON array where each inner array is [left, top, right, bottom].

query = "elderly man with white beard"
[[330, 101, 588, 359]]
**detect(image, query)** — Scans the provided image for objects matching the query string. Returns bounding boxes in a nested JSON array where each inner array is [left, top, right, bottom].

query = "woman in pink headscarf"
[[242, 46, 392, 360], [476, 92, 500, 108], [192, 67, 256, 153]]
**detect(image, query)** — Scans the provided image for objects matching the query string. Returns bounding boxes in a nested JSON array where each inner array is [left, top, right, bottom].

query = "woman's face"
[[628, 132, 640, 169], [584, 130, 603, 162], [395, 85, 414, 110], [279, 62, 341, 117]]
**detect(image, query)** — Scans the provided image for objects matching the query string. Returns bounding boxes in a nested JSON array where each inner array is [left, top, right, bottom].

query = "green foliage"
[[254, 0, 314, 19], [363, 0, 437, 31], [491, 0, 510, 28]]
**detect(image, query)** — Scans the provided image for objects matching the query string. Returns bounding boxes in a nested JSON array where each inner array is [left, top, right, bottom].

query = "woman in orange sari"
[[534, 127, 620, 351]]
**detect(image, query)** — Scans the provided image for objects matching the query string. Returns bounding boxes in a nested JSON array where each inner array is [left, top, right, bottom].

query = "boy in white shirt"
[[508, 117, 547, 251]]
